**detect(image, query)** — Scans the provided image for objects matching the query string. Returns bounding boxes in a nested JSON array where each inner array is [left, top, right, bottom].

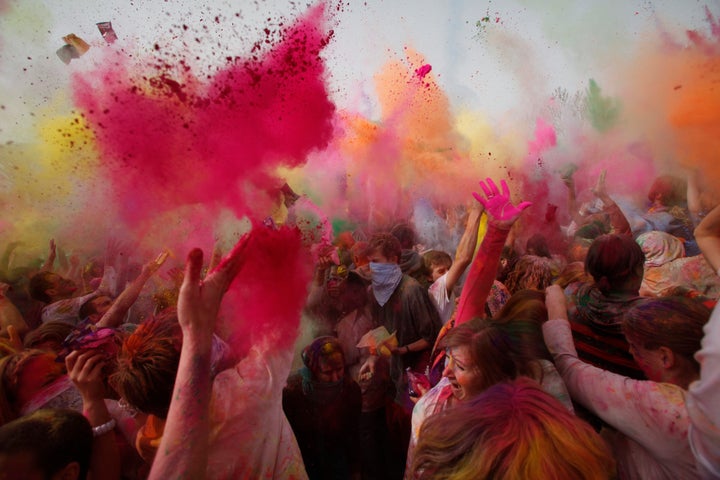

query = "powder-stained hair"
[[301, 336, 345, 377], [0, 350, 66, 427], [494, 290, 551, 363], [440, 319, 522, 393], [525, 233, 552, 258], [110, 317, 182, 419], [555, 261, 593, 288], [411, 378, 616, 480], [585, 234, 645, 294], [23, 321, 75, 353], [28, 271, 56, 304], [503, 255, 555, 294], [390, 223, 416, 249], [422, 250, 452, 270], [496, 289, 547, 325], [623, 296, 710, 374], [0, 408, 93, 480], [647, 175, 686, 207], [367, 233, 402, 263]]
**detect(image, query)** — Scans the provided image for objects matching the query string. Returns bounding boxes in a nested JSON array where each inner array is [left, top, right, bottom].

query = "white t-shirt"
[[428, 273, 455, 325]]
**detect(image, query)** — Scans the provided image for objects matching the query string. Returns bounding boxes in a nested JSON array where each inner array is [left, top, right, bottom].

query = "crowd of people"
[[0, 170, 719, 480]]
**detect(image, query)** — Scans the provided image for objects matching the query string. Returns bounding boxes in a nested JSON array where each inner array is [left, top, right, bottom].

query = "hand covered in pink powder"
[[472, 178, 532, 229], [178, 232, 251, 339]]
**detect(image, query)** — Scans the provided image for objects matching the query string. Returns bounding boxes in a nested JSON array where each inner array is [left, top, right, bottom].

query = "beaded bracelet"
[[92, 418, 117, 437]]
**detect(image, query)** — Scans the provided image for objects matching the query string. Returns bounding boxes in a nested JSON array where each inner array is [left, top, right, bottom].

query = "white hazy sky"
[[0, 0, 716, 143]]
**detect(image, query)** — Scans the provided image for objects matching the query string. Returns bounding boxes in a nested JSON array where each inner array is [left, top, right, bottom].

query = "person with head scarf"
[[283, 336, 362, 480], [636, 230, 720, 298]]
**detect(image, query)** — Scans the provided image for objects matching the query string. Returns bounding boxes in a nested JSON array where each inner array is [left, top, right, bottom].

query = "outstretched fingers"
[[500, 179, 510, 197], [478, 180, 493, 198], [208, 232, 252, 292], [181, 248, 204, 299], [472, 191, 488, 209], [485, 178, 500, 197]]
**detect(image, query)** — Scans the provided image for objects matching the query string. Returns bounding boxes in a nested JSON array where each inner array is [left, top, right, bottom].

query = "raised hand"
[[148, 231, 252, 480], [40, 239, 57, 272], [472, 178, 532, 229], [591, 170, 609, 200], [141, 251, 169, 277], [177, 232, 251, 337], [66, 349, 108, 402]]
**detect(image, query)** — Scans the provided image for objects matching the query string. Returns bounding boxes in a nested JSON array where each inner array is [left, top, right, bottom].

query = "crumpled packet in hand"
[[357, 326, 398, 357]]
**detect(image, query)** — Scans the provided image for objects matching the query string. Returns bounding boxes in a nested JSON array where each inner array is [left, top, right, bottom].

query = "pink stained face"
[[442, 346, 483, 402]]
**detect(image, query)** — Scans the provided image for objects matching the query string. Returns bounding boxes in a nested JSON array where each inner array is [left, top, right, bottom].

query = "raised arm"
[[444, 203, 483, 296], [592, 170, 631, 235], [695, 204, 720, 272], [561, 166, 581, 224], [96, 252, 168, 329], [39, 239, 56, 272], [66, 350, 121, 480], [454, 178, 531, 325], [543, 286, 688, 458], [148, 232, 250, 480]]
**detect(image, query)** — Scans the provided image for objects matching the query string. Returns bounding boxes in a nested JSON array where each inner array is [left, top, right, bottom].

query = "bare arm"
[[40, 239, 56, 272], [394, 338, 431, 356], [695, 204, 720, 272], [0, 242, 21, 276], [562, 172, 581, 224], [592, 170, 631, 235], [543, 286, 690, 456], [66, 350, 120, 480], [444, 204, 483, 296], [96, 252, 167, 329], [148, 233, 250, 480], [687, 171, 703, 222]]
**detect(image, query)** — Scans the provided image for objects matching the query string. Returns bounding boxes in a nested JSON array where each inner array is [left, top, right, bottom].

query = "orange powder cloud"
[[620, 15, 720, 193]]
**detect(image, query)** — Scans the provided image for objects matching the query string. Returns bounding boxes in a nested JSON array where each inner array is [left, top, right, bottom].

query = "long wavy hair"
[[504, 255, 555, 294], [411, 378, 616, 480], [491, 288, 554, 368]]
